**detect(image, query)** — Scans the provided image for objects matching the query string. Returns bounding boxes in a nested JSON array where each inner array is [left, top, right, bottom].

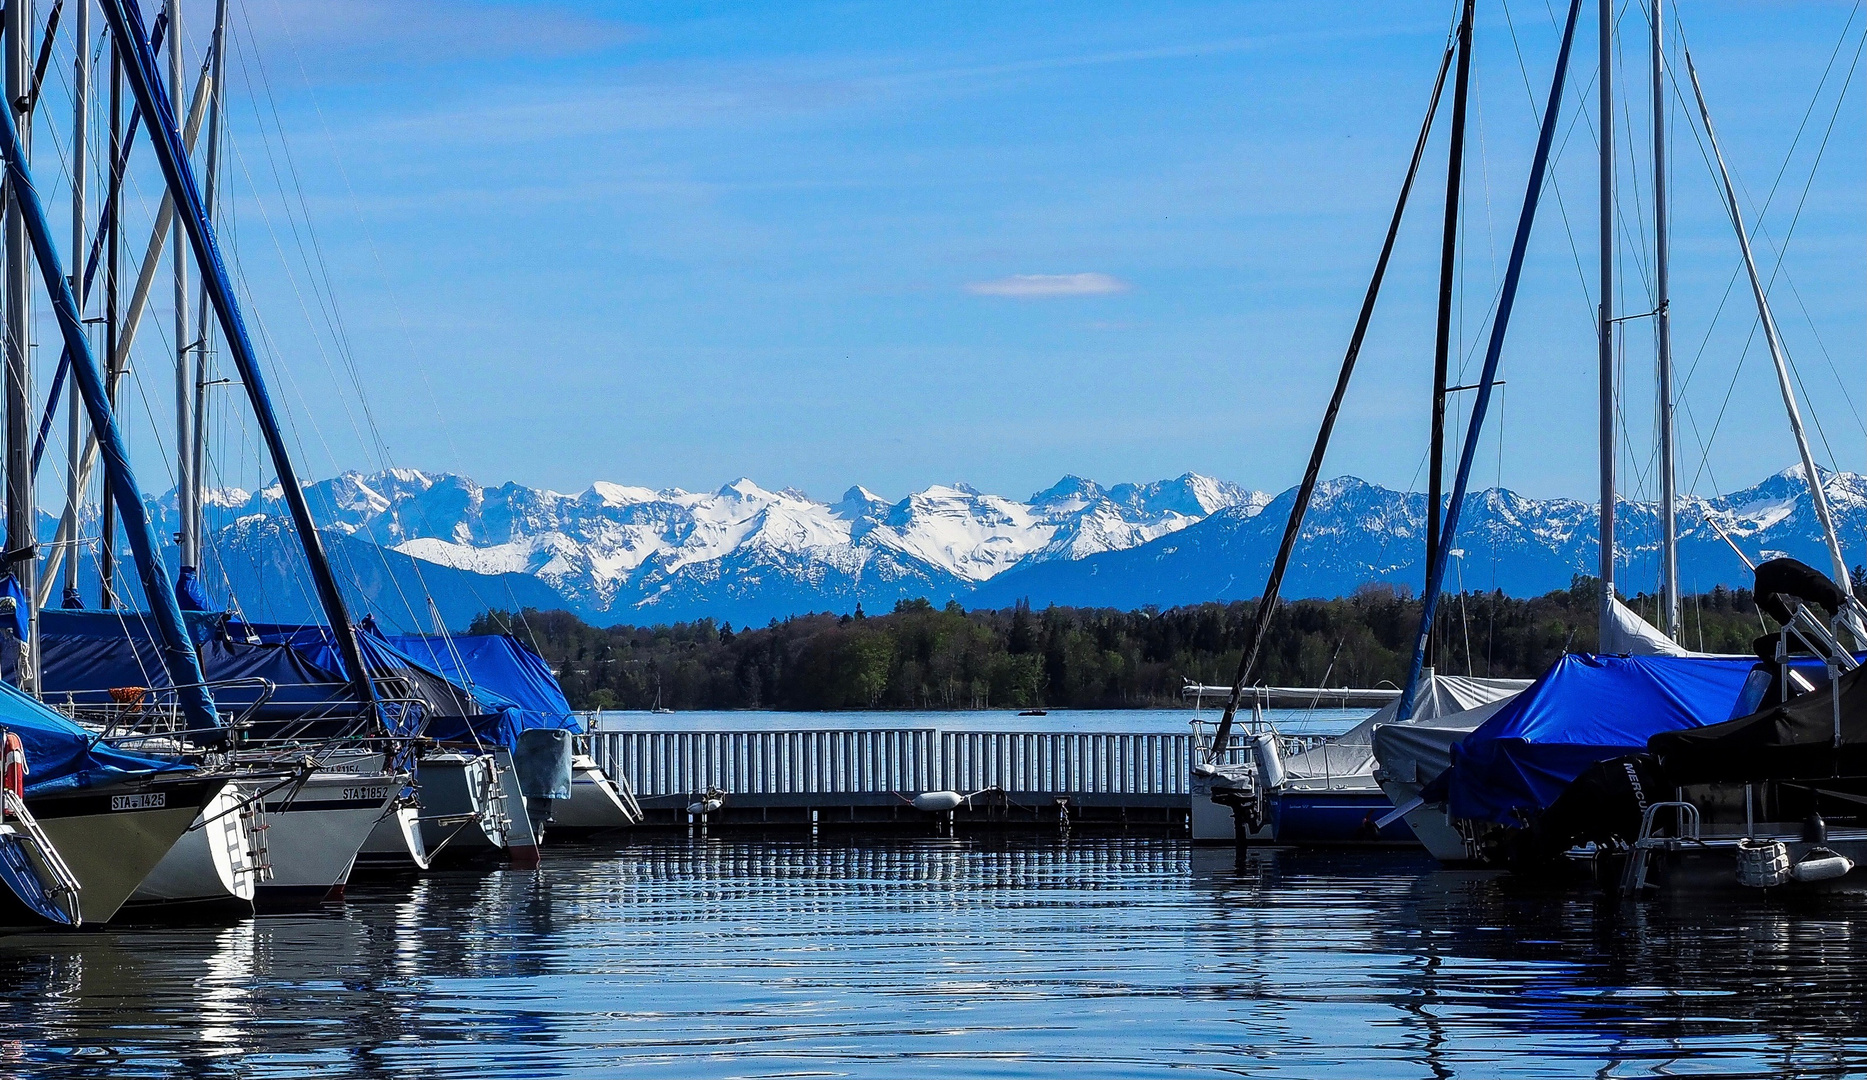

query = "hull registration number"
[[342, 787, 389, 802], [111, 793, 166, 811]]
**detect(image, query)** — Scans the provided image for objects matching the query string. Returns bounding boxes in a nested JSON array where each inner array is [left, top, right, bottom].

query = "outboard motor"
[[1506, 753, 1671, 869]]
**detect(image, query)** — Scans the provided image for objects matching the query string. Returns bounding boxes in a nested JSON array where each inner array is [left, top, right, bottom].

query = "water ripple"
[[0, 840, 1863, 1077]]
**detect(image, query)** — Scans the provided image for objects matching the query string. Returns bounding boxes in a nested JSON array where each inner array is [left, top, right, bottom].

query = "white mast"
[[169, 0, 193, 573], [1686, 50, 1854, 598], [64, 0, 91, 608], [1653, 0, 1680, 639]]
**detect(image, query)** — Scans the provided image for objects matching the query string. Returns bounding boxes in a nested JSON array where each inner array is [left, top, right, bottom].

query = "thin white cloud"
[[965, 273, 1130, 299]]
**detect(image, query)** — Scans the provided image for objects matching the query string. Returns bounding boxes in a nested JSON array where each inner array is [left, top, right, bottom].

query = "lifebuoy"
[[2, 730, 25, 803]]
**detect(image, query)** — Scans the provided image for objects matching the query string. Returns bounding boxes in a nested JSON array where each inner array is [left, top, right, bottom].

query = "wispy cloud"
[[964, 273, 1129, 299], [239, 1, 641, 77]]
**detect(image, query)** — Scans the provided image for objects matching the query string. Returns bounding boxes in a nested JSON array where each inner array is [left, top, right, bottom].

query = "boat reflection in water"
[[0, 843, 1859, 1075]]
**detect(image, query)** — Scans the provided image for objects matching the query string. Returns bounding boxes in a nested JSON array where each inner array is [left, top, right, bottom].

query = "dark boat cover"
[[32, 608, 356, 727], [1446, 653, 1755, 825], [1650, 663, 1867, 783]]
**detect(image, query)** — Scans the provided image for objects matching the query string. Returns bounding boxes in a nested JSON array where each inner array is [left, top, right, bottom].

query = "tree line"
[[470, 577, 1772, 712]]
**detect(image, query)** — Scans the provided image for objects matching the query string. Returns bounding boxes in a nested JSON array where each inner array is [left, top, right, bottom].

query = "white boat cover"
[[1278, 674, 1530, 792], [1601, 597, 1691, 656]]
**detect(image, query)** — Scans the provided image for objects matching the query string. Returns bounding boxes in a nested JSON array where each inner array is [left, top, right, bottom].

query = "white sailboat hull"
[[257, 771, 399, 907], [128, 779, 261, 913], [30, 774, 229, 925], [357, 800, 430, 871], [550, 754, 639, 834], [417, 752, 509, 861]]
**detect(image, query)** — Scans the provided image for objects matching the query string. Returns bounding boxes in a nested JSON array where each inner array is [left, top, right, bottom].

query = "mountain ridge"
[[120, 464, 1867, 629]]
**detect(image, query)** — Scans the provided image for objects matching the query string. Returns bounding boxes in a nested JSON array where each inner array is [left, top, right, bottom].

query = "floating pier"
[[586, 728, 1216, 832]]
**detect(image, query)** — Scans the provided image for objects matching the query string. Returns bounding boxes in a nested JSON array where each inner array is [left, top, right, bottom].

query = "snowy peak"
[[204, 468, 1263, 618], [180, 465, 1867, 630]]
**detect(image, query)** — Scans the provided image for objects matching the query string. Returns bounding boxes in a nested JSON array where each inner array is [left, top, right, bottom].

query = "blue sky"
[[74, 0, 1867, 506]]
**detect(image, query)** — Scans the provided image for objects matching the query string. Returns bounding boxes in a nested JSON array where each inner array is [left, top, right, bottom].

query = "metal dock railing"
[[586, 728, 1222, 830]]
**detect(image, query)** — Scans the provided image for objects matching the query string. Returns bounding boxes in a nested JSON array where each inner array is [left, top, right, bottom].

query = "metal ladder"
[[1618, 800, 1702, 895], [3, 791, 83, 924]]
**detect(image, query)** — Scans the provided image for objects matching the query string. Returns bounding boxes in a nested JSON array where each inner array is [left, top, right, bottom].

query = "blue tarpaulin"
[[386, 634, 582, 735], [31, 609, 357, 726], [235, 621, 530, 745], [174, 565, 212, 611], [0, 673, 188, 795], [1447, 653, 1757, 825], [0, 575, 27, 641]]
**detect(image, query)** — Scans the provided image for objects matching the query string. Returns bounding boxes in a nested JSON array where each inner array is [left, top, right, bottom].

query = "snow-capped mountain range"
[[116, 465, 1867, 629]]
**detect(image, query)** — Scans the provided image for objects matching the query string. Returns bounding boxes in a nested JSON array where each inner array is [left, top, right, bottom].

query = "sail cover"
[[1601, 597, 1690, 656], [236, 622, 526, 746], [1369, 694, 1522, 790], [1279, 674, 1528, 790], [1650, 663, 1867, 783], [385, 634, 582, 735], [1446, 653, 1756, 824]]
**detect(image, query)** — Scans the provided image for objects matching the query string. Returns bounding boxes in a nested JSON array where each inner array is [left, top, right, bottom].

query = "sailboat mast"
[[168, 0, 193, 575], [1428, 0, 1474, 670], [191, 0, 224, 562], [100, 32, 119, 607], [0, 46, 218, 730], [6, 0, 37, 692], [65, 0, 91, 608], [1686, 49, 1855, 600], [100, 0, 380, 710], [1205, 31, 1456, 758], [1400, 0, 1585, 722], [1653, 0, 1679, 639], [1597, 0, 1616, 642]]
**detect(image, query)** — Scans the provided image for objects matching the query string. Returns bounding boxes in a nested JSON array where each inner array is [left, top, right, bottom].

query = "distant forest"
[[470, 577, 1775, 712]]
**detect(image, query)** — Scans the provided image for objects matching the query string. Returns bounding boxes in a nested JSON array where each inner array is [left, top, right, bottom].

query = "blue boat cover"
[[234, 622, 530, 746], [31, 609, 358, 727], [385, 634, 583, 735], [0, 671, 187, 795], [1447, 653, 1757, 825]]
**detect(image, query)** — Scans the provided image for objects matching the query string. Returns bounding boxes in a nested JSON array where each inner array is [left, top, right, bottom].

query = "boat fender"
[[911, 791, 964, 813], [1789, 846, 1854, 884], [1250, 732, 1285, 791], [1, 731, 23, 804], [1735, 838, 1790, 888]]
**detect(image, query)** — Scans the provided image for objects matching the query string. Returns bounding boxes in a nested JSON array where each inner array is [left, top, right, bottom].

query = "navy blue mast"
[[1396, 0, 1585, 722], [99, 0, 378, 711], [0, 54, 218, 732]]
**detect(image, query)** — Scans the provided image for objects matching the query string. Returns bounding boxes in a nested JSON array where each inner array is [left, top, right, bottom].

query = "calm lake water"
[[1, 839, 1862, 1078], [596, 707, 1373, 736]]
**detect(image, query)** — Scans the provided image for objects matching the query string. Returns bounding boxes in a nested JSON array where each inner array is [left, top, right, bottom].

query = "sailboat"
[[1384, 1, 1867, 890], [1192, 0, 1541, 847]]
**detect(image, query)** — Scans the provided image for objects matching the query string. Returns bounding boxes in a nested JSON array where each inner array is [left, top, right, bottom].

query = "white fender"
[[911, 791, 964, 813]]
